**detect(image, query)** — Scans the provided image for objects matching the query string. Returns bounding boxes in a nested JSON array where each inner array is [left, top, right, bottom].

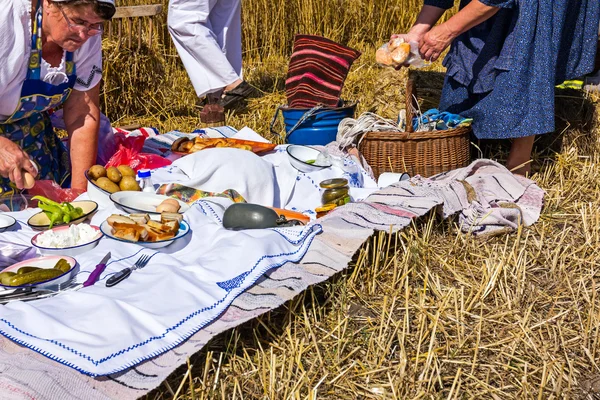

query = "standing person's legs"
[[506, 135, 535, 176], [209, 0, 242, 93], [167, 0, 240, 99]]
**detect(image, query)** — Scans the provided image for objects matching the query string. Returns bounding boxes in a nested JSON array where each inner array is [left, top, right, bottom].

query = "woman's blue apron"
[[0, 2, 73, 194]]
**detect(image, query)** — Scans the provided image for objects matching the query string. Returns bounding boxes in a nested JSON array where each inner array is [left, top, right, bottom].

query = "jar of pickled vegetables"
[[320, 178, 351, 206]]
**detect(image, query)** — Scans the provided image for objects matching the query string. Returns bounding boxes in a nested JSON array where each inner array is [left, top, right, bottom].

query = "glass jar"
[[319, 178, 351, 206]]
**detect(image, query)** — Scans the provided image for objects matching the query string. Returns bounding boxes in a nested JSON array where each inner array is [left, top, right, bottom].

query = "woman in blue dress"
[[394, 0, 599, 175], [0, 0, 115, 193]]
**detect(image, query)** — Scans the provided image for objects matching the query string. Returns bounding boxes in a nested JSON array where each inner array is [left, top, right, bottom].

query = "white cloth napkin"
[[0, 200, 321, 376]]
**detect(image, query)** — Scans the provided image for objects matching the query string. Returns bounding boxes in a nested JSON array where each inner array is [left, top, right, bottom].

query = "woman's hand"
[[389, 31, 426, 70], [419, 23, 457, 62], [390, 31, 425, 47], [0, 137, 38, 190]]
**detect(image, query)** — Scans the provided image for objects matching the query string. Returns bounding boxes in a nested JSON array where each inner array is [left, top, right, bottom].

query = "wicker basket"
[[359, 77, 472, 178]]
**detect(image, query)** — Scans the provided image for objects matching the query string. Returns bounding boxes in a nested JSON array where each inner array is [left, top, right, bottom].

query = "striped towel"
[[285, 35, 361, 108]]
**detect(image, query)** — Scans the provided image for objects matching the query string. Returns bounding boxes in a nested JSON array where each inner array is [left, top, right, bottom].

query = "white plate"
[[0, 256, 78, 289], [31, 225, 103, 257], [100, 215, 190, 249], [0, 214, 16, 232], [109, 192, 189, 214]]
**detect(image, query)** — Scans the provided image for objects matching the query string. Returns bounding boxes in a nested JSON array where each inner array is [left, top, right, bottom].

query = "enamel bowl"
[[110, 192, 189, 214], [27, 201, 98, 231], [0, 256, 79, 289], [85, 170, 113, 208], [286, 145, 332, 173], [100, 215, 190, 249], [31, 225, 103, 257], [0, 214, 17, 233]]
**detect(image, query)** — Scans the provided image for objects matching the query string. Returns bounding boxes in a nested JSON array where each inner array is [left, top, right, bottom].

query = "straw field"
[[101, 1, 600, 398]]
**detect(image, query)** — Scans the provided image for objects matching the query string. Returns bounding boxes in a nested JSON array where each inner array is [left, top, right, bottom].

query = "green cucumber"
[[8, 268, 63, 286], [17, 266, 41, 275], [0, 272, 16, 285]]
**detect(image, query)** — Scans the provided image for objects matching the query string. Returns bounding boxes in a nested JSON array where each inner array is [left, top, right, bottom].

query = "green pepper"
[[37, 202, 64, 228], [32, 196, 62, 208], [32, 196, 84, 228]]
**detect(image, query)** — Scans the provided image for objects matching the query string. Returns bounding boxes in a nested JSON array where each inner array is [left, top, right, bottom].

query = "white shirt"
[[0, 0, 103, 121]]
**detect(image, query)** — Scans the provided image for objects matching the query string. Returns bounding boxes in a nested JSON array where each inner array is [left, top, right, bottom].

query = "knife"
[[83, 252, 112, 287]]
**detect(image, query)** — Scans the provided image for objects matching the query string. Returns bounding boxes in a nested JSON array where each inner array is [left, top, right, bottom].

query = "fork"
[[105, 255, 152, 288]]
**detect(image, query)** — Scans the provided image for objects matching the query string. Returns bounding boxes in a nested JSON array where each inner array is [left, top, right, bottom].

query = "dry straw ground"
[[101, 1, 600, 398]]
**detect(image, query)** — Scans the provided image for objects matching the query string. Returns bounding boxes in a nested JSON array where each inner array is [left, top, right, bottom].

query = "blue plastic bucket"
[[270, 102, 357, 145]]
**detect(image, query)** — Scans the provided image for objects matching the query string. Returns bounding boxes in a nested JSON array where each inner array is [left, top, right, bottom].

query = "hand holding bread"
[[376, 37, 412, 68], [376, 34, 427, 69]]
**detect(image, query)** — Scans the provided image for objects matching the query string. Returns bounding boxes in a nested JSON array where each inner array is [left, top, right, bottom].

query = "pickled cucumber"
[[0, 271, 16, 285], [7, 268, 63, 286], [53, 258, 71, 273], [17, 266, 41, 275]]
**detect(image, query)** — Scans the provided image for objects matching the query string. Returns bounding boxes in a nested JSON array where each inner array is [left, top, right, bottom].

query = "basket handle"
[[405, 75, 418, 133]]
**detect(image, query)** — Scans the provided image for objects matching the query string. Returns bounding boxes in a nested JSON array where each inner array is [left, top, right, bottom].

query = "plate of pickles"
[[0, 256, 78, 289]]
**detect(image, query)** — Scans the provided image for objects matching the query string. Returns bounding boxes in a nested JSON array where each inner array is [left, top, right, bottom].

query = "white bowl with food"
[[31, 224, 103, 257], [0, 256, 78, 289], [100, 213, 190, 249], [85, 170, 113, 208], [0, 214, 17, 232], [85, 165, 143, 208], [286, 145, 332, 173], [109, 192, 189, 214], [27, 200, 98, 231]]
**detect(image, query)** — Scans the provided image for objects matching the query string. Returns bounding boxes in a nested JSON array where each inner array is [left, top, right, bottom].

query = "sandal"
[[219, 81, 260, 111]]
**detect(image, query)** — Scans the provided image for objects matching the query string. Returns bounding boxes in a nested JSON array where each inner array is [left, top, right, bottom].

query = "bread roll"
[[388, 37, 406, 51], [376, 47, 394, 66], [390, 43, 411, 65], [156, 199, 180, 213]]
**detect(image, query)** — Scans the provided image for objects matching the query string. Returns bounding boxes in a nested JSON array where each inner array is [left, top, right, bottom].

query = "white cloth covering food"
[[167, 0, 242, 97], [0, 0, 103, 121]]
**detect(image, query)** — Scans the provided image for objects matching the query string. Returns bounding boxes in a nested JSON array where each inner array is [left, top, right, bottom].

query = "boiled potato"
[[117, 165, 136, 178], [96, 177, 120, 193], [119, 176, 141, 191], [106, 167, 122, 183], [88, 165, 107, 180]]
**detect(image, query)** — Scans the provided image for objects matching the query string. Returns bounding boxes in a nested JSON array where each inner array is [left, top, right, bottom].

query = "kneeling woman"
[[0, 0, 115, 191]]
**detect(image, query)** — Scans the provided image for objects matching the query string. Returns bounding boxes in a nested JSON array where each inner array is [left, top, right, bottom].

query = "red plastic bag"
[[105, 132, 171, 172], [27, 180, 85, 203]]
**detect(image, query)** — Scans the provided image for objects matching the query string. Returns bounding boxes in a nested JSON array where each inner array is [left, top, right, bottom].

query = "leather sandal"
[[219, 81, 259, 111]]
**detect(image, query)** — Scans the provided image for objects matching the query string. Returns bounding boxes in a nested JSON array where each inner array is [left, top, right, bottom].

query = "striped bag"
[[285, 35, 361, 108]]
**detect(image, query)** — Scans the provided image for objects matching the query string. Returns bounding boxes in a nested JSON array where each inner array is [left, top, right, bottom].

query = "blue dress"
[[424, 0, 600, 139]]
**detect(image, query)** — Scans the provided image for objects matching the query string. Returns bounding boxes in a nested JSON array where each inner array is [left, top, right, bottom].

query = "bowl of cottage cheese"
[[31, 224, 103, 257]]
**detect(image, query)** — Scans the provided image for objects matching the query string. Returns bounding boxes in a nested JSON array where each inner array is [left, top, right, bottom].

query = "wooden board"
[[113, 5, 163, 19]]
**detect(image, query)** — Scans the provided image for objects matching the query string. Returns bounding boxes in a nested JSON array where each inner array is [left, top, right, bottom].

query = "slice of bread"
[[163, 220, 180, 235], [112, 221, 147, 234], [145, 225, 175, 242], [161, 212, 184, 223], [113, 227, 140, 242], [147, 220, 171, 232], [107, 214, 137, 227], [129, 213, 150, 224]]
